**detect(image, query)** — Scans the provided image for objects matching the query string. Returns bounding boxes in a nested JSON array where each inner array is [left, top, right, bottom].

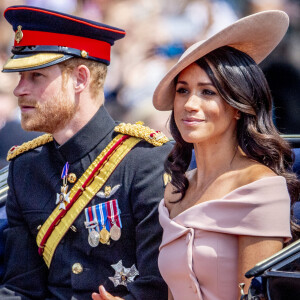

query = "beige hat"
[[153, 10, 289, 111]]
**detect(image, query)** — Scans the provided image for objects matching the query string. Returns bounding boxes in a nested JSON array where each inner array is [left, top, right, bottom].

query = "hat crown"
[[153, 10, 289, 111], [178, 40, 206, 63]]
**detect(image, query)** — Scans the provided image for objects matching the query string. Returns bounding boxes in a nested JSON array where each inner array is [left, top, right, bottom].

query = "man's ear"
[[74, 65, 90, 93]]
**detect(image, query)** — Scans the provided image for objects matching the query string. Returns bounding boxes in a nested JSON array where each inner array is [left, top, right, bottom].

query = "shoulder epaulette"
[[7, 134, 53, 161], [114, 121, 169, 147]]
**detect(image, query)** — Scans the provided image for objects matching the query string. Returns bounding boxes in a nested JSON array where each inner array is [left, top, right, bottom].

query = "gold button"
[[72, 263, 83, 274], [68, 173, 77, 183]]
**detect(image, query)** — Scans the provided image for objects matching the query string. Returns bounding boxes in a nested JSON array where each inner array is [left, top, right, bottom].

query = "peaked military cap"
[[2, 5, 126, 72]]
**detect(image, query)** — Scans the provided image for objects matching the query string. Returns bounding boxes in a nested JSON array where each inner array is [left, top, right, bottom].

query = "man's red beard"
[[18, 91, 77, 134]]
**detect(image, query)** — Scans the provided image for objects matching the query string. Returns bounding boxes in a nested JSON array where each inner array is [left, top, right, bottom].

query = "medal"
[[84, 207, 101, 247], [106, 199, 122, 241], [56, 162, 70, 210], [100, 225, 111, 244], [110, 222, 121, 241], [98, 203, 111, 244], [88, 229, 100, 247], [85, 202, 112, 247]]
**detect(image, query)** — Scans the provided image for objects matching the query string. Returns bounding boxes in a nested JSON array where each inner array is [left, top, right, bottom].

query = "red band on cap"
[[15, 30, 111, 62]]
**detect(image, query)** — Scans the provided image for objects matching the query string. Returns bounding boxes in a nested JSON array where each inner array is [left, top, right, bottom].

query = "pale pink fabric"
[[158, 176, 291, 300]]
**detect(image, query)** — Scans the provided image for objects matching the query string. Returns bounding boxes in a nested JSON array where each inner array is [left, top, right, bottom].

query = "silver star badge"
[[109, 260, 139, 288]]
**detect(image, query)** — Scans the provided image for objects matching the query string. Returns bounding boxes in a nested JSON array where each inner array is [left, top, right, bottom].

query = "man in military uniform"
[[0, 5, 171, 300]]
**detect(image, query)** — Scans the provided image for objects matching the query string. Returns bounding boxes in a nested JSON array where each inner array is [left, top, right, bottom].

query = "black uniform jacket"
[[0, 106, 171, 300]]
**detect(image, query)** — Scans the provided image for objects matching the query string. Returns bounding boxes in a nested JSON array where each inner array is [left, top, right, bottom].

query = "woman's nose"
[[184, 94, 200, 111]]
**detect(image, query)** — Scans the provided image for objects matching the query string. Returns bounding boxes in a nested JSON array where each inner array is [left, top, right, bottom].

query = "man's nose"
[[13, 78, 29, 98]]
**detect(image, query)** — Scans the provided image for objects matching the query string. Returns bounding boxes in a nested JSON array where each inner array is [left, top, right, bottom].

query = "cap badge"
[[15, 25, 23, 44]]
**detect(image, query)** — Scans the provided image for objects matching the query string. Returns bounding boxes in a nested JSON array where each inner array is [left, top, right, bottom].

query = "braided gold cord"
[[114, 122, 169, 147], [7, 134, 53, 161], [6, 122, 169, 161]]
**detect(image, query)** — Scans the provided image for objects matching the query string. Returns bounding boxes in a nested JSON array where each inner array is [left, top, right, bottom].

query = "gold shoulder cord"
[[114, 122, 169, 147], [7, 134, 53, 161]]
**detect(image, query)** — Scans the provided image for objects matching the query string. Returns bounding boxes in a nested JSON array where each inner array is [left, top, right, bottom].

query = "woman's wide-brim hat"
[[153, 10, 289, 111]]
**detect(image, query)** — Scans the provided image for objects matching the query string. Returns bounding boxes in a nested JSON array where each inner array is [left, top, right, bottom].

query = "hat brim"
[[2, 53, 72, 73], [153, 10, 289, 111]]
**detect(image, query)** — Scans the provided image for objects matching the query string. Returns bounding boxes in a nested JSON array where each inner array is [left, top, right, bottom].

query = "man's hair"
[[58, 58, 107, 100]]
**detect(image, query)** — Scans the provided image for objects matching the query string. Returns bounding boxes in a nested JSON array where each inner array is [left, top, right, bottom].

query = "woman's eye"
[[176, 87, 188, 94], [202, 89, 216, 96]]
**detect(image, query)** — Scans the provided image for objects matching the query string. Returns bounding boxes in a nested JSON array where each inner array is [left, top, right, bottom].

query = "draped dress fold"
[[158, 176, 291, 300]]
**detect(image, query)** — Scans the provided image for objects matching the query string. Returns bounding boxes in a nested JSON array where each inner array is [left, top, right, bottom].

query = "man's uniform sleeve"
[[0, 160, 48, 299]]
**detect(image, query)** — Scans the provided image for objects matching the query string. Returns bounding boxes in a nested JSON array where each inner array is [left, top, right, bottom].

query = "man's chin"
[[21, 121, 45, 133]]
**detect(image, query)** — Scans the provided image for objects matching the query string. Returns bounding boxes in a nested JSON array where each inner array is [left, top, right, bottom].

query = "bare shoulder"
[[237, 158, 277, 186]]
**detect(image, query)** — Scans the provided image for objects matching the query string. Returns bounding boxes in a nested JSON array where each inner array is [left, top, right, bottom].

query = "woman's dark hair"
[[166, 46, 300, 211]]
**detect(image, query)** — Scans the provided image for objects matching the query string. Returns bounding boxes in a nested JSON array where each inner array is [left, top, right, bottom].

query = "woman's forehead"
[[177, 63, 210, 82]]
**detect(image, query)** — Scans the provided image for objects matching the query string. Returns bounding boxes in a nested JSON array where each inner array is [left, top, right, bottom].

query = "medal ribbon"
[[84, 207, 99, 232], [107, 199, 122, 228], [96, 203, 110, 231], [61, 162, 69, 179], [115, 200, 122, 228], [36, 134, 141, 267], [91, 205, 101, 232], [61, 162, 69, 186]]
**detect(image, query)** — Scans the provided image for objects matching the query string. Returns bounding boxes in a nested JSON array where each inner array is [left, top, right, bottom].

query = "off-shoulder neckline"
[[163, 176, 286, 220]]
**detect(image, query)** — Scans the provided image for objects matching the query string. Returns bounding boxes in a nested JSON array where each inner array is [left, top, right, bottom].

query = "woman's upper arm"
[[237, 235, 283, 292]]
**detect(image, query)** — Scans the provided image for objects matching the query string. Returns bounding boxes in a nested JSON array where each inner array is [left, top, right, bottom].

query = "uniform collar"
[[55, 105, 115, 163]]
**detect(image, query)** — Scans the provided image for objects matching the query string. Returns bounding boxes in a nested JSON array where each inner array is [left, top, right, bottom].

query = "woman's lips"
[[182, 117, 205, 125]]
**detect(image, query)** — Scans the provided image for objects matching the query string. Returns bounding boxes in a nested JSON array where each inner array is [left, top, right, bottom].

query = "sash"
[[36, 134, 140, 267]]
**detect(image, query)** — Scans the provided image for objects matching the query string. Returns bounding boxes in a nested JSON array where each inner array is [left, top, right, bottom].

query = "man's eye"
[[32, 72, 43, 78]]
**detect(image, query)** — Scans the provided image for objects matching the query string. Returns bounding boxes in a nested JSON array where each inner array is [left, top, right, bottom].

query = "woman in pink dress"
[[153, 10, 300, 300]]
